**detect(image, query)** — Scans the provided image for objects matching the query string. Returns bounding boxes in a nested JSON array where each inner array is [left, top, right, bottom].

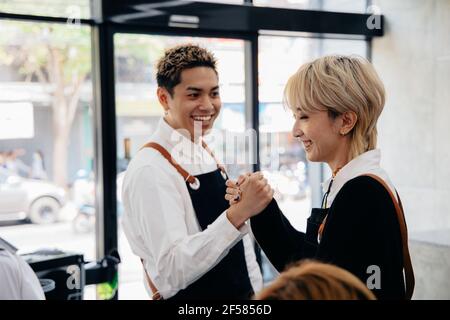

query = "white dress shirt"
[[0, 248, 45, 300], [121, 118, 263, 299], [321, 149, 397, 208]]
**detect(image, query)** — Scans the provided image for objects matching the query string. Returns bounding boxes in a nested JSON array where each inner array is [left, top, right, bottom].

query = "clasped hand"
[[225, 172, 274, 219]]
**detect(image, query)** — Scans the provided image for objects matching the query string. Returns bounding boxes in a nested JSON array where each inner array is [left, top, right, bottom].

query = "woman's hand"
[[225, 173, 250, 205], [225, 172, 274, 228]]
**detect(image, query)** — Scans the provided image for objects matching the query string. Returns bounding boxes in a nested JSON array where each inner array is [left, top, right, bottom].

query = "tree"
[[0, 20, 170, 188], [0, 20, 91, 188]]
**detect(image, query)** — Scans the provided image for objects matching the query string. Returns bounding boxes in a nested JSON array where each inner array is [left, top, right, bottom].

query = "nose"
[[292, 119, 303, 138], [198, 96, 215, 111]]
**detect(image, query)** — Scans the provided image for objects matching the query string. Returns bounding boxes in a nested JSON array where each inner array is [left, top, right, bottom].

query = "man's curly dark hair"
[[156, 44, 218, 96]]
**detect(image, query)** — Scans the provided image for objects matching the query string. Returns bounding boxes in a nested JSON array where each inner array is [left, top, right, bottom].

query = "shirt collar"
[[152, 117, 214, 164], [0, 237, 18, 254], [321, 149, 382, 205]]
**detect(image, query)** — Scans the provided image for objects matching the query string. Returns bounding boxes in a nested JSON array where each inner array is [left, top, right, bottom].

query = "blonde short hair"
[[255, 260, 376, 300], [284, 55, 385, 159]]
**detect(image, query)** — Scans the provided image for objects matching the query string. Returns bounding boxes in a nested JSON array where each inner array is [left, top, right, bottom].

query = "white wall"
[[372, 0, 450, 299], [373, 0, 450, 242]]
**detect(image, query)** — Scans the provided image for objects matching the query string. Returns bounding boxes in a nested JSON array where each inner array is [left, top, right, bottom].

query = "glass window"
[[254, 0, 368, 13], [254, 0, 322, 10], [321, 0, 368, 13], [0, 0, 92, 19], [195, 0, 244, 4], [0, 19, 95, 299]]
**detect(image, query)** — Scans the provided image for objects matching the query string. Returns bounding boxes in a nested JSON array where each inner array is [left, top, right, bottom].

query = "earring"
[[164, 110, 168, 116], [340, 131, 346, 136]]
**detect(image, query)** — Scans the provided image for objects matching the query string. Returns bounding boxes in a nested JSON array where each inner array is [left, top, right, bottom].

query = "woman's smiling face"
[[291, 109, 342, 163]]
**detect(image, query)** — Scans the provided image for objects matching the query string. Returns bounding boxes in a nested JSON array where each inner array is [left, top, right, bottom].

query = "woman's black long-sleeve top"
[[250, 175, 406, 300]]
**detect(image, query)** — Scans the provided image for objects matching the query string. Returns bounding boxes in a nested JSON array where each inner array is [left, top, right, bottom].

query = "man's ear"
[[340, 111, 358, 135], [157, 87, 170, 112]]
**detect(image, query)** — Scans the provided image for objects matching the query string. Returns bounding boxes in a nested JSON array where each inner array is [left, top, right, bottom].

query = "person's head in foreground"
[[284, 55, 385, 173], [156, 44, 220, 141], [255, 260, 376, 300]]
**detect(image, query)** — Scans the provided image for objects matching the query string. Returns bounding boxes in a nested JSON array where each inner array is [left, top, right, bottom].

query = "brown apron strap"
[[201, 140, 226, 174], [141, 142, 196, 184], [362, 174, 415, 299], [140, 258, 162, 300]]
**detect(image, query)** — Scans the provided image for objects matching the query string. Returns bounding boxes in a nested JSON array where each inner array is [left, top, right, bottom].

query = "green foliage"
[[0, 20, 91, 84]]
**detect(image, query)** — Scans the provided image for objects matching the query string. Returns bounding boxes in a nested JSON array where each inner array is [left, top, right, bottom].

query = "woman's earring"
[[164, 110, 168, 116], [340, 131, 346, 136]]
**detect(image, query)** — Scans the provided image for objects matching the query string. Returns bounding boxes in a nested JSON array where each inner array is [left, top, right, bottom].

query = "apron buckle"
[[220, 169, 228, 180], [188, 177, 201, 190]]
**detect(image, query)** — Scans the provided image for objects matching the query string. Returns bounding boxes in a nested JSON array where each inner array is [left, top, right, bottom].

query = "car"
[[0, 168, 66, 224]]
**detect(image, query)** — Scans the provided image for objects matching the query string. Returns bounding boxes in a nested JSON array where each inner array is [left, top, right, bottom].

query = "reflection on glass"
[[0, 0, 91, 19], [254, 0, 368, 13], [0, 19, 95, 297], [254, 0, 321, 10], [195, 0, 243, 4], [114, 34, 248, 299], [259, 36, 319, 233]]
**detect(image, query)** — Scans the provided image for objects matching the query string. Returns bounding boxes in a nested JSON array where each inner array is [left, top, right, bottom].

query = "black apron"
[[141, 142, 253, 300], [303, 178, 334, 258], [169, 168, 254, 300]]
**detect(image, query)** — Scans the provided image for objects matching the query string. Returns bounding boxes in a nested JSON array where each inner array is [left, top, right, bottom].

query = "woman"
[[226, 55, 414, 300], [255, 259, 376, 300]]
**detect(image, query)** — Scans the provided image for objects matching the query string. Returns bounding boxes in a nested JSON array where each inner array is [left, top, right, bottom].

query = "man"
[[121, 44, 273, 300], [0, 237, 45, 300]]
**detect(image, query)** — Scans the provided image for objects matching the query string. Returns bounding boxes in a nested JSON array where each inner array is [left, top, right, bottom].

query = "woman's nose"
[[292, 121, 303, 138]]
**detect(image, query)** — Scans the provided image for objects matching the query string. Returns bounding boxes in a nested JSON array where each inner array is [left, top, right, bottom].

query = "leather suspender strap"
[[139, 142, 186, 300], [362, 174, 415, 300], [201, 140, 226, 174], [141, 142, 196, 184], [141, 141, 226, 181], [140, 259, 162, 300]]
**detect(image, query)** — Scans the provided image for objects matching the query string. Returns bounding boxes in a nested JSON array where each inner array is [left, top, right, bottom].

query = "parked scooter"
[[71, 170, 125, 234], [72, 203, 95, 234], [71, 170, 95, 234]]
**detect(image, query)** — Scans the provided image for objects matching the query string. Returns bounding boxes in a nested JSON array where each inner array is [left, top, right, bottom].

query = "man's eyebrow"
[[186, 86, 220, 91], [186, 87, 202, 91]]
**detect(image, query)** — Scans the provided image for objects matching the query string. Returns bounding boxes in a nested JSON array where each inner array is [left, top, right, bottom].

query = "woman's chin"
[[306, 152, 319, 162]]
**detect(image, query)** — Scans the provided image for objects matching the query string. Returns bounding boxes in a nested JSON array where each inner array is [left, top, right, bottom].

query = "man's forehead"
[[178, 79, 219, 91], [179, 67, 218, 84]]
